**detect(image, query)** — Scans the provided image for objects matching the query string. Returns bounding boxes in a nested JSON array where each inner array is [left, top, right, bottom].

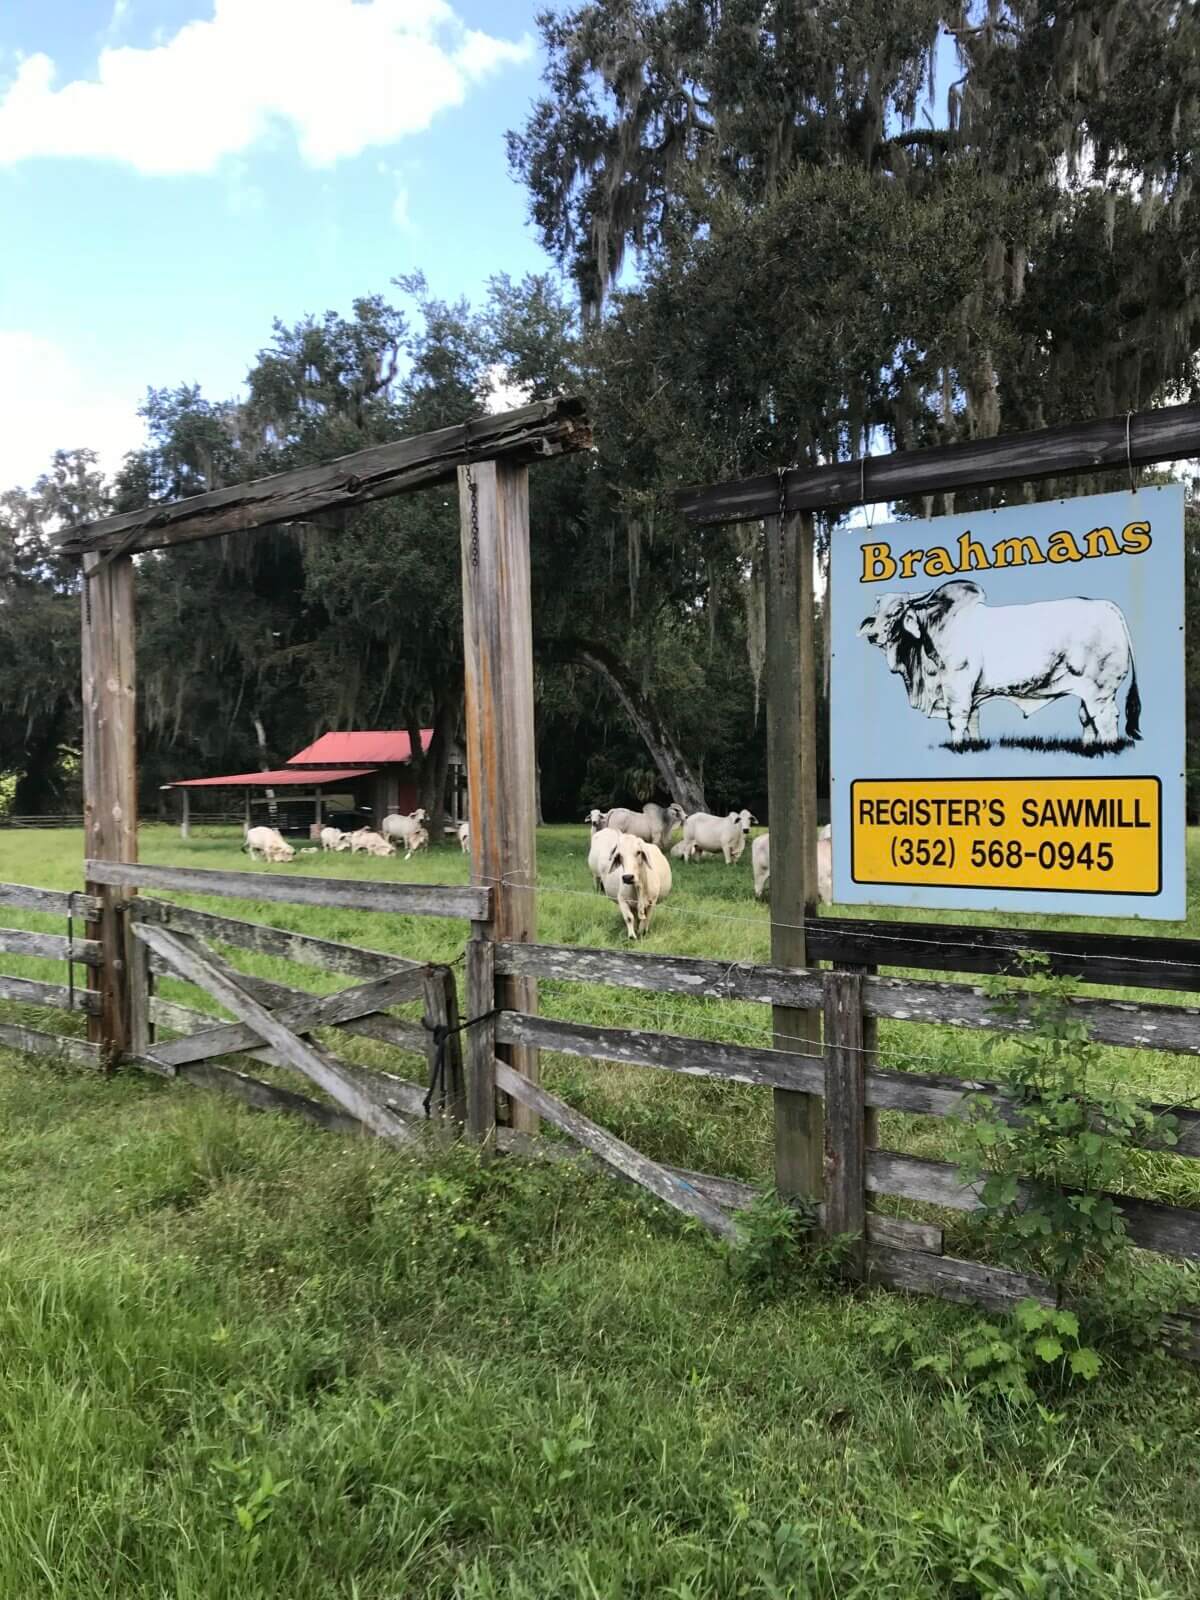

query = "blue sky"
[[0, 0, 557, 489]]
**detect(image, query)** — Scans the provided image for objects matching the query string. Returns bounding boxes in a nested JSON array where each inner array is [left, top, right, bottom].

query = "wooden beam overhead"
[[57, 396, 592, 557], [677, 402, 1200, 527]]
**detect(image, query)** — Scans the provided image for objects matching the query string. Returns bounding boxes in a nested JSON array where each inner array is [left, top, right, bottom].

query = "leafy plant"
[[725, 1189, 860, 1301], [874, 1298, 1101, 1406], [956, 955, 1177, 1287], [210, 1456, 292, 1567]]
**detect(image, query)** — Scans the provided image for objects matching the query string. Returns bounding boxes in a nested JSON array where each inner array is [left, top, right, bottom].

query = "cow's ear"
[[901, 610, 922, 638], [857, 615, 875, 635], [607, 846, 622, 872]]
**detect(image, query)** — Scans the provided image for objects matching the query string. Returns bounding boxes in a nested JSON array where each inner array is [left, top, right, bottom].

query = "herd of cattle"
[[242, 809, 469, 865], [242, 801, 831, 942], [584, 805, 833, 939]]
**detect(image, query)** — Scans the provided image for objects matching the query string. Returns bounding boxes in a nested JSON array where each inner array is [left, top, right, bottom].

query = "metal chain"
[[465, 460, 480, 569]]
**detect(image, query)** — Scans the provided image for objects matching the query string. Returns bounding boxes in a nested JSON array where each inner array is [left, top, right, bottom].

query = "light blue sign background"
[[830, 485, 1185, 919]]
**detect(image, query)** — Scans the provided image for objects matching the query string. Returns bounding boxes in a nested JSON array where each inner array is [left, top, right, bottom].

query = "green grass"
[[1, 824, 1200, 1594]]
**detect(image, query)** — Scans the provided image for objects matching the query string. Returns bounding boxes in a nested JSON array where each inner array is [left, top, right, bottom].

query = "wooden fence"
[[1, 862, 1198, 1355], [485, 938, 1200, 1357], [0, 871, 486, 1141]]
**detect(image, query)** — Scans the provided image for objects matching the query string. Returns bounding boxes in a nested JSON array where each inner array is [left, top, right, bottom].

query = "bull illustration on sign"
[[857, 579, 1141, 750]]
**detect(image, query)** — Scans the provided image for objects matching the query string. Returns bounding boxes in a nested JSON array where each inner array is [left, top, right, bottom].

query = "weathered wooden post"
[[81, 552, 138, 1061], [458, 459, 539, 1136], [180, 787, 190, 840], [822, 969, 866, 1276], [764, 505, 824, 1198]]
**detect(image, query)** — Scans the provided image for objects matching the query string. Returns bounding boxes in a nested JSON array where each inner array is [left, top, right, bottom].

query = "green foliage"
[[727, 1189, 818, 1300], [877, 1299, 1103, 1407], [956, 956, 1178, 1286]]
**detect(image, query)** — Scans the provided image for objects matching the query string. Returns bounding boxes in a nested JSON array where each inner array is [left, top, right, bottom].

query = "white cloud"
[[0, 332, 144, 491], [391, 180, 411, 229], [0, 0, 532, 175]]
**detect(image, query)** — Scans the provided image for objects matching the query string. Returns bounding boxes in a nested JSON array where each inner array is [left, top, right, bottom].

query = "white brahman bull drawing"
[[857, 580, 1141, 747]]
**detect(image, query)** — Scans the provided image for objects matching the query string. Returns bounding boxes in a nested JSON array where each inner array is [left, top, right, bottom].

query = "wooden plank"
[[868, 1244, 1200, 1362], [663, 1165, 942, 1253], [127, 918, 153, 1057], [144, 995, 429, 1109], [492, 942, 825, 1008], [58, 398, 592, 556], [823, 972, 866, 1272], [678, 401, 1200, 526], [866, 1245, 1056, 1315], [0, 883, 101, 920], [494, 1010, 824, 1093], [0, 973, 100, 1013], [492, 1002, 1200, 1159], [867, 1149, 1200, 1260], [422, 965, 465, 1127], [172, 1060, 369, 1134], [492, 940, 1200, 1057], [140, 958, 427, 1070], [861, 971, 1200, 1056], [146, 964, 430, 1056], [0, 926, 102, 964], [82, 552, 137, 1056], [765, 506, 823, 1200], [494, 1058, 736, 1238], [465, 937, 497, 1148], [460, 460, 539, 1133], [842, 961, 880, 1150], [132, 898, 417, 980], [0, 1021, 101, 1068], [132, 925, 418, 1144], [494, 1136, 943, 1253], [88, 860, 489, 921], [806, 917, 1200, 992]]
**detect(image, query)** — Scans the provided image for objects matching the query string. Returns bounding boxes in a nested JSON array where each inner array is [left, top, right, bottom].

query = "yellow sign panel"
[[851, 778, 1162, 897]]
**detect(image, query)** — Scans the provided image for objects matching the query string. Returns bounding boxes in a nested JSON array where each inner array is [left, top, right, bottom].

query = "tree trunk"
[[252, 713, 277, 824], [551, 637, 708, 813], [12, 702, 67, 815], [411, 689, 455, 842]]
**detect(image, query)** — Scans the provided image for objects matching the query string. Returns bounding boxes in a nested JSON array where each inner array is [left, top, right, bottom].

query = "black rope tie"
[[422, 1008, 500, 1117]]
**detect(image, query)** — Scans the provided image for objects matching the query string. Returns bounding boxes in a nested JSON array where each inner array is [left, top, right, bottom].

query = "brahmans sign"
[[830, 485, 1185, 919]]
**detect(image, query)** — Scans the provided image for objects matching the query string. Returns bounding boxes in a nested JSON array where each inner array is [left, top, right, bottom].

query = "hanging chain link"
[[467, 461, 480, 569]]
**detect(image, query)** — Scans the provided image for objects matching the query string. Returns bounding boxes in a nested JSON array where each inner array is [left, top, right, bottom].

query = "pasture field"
[[0, 824, 1199, 1595]]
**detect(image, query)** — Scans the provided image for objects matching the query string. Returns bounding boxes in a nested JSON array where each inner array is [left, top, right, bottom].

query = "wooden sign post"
[[81, 552, 138, 1059], [763, 508, 823, 1198], [459, 460, 540, 1136]]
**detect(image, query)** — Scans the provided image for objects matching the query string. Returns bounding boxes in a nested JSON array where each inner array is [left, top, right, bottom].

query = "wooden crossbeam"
[[493, 1059, 736, 1239], [678, 401, 1200, 526], [140, 961, 427, 1071], [133, 923, 417, 1144], [56, 398, 591, 556]]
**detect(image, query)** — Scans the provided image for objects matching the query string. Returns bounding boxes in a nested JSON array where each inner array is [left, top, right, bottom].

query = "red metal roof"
[[286, 729, 432, 767], [168, 767, 377, 789]]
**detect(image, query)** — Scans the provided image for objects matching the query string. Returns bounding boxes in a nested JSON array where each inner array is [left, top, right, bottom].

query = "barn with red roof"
[[163, 731, 465, 837]]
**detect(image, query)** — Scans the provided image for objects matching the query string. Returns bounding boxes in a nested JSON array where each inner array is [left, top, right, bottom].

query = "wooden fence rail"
[[492, 942, 1200, 1056], [87, 860, 490, 921]]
